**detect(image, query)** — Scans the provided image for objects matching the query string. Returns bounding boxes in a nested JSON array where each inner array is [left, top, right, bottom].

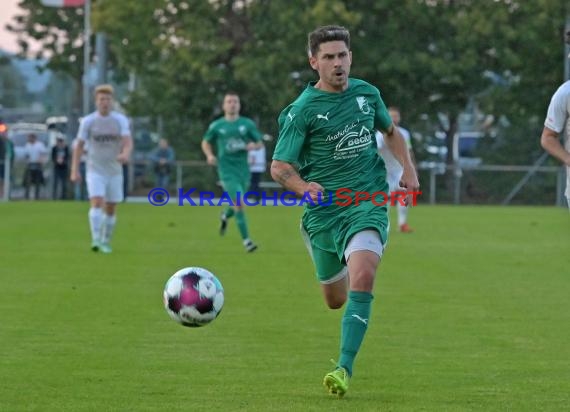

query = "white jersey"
[[24, 141, 47, 163], [248, 146, 266, 173], [375, 127, 412, 189], [77, 111, 130, 177], [544, 80, 570, 198]]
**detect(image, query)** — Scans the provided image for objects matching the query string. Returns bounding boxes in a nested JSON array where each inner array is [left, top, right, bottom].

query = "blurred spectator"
[[72, 138, 87, 201], [150, 138, 175, 189], [51, 136, 70, 200], [23, 133, 48, 200], [248, 137, 269, 195], [0, 131, 15, 199]]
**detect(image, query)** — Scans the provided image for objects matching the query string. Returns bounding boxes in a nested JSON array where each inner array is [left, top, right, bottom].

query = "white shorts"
[[86, 172, 124, 203], [344, 230, 384, 262]]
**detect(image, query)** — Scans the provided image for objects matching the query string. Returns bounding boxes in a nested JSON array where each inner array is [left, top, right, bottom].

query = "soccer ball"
[[163, 267, 224, 327]]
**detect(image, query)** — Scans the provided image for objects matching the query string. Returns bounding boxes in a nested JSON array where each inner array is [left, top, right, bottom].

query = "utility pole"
[[82, 0, 92, 116], [95, 33, 107, 84], [561, 11, 570, 206]]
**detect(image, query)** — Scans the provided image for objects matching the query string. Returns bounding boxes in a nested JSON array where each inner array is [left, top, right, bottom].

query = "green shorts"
[[221, 179, 249, 203], [300, 202, 389, 283]]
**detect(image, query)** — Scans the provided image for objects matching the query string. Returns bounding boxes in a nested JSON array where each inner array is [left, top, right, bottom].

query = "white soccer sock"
[[397, 203, 408, 226], [102, 214, 117, 244], [88, 207, 104, 242]]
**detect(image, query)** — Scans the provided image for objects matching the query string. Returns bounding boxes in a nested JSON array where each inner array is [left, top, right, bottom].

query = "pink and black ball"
[[163, 267, 224, 328]]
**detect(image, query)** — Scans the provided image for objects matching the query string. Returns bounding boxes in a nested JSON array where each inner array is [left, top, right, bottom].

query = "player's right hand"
[[70, 171, 81, 183], [305, 181, 325, 202], [206, 155, 217, 166], [399, 166, 420, 206]]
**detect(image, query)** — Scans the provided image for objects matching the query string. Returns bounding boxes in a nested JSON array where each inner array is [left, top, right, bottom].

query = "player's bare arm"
[[201, 140, 217, 165], [270, 160, 324, 201], [541, 127, 570, 166], [70, 139, 85, 182], [117, 135, 133, 164]]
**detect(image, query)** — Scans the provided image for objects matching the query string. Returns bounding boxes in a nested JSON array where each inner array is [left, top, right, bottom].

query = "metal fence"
[[416, 163, 566, 206], [1, 154, 567, 206]]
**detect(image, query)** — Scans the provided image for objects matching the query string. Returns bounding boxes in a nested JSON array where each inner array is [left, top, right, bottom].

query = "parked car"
[[8, 123, 50, 162], [9, 122, 68, 160]]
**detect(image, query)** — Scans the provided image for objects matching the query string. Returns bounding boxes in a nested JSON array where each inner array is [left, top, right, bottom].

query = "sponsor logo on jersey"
[[335, 126, 372, 152], [92, 134, 120, 143], [356, 96, 370, 114], [325, 120, 359, 142], [225, 138, 246, 152]]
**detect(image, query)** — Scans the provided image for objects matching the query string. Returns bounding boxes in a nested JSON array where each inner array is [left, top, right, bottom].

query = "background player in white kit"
[[541, 78, 570, 209], [375, 107, 417, 232], [70, 84, 133, 253]]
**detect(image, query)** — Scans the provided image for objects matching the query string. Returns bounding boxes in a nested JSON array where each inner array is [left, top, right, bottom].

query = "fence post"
[[453, 164, 462, 205]]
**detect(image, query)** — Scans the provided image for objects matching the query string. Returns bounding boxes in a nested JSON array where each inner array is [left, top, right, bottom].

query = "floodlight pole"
[[82, 0, 92, 116], [95, 32, 107, 84], [565, 12, 570, 81]]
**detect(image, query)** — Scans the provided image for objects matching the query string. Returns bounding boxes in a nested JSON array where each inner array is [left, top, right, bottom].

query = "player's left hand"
[[246, 142, 260, 151], [399, 166, 420, 206], [117, 153, 130, 164], [305, 181, 325, 202]]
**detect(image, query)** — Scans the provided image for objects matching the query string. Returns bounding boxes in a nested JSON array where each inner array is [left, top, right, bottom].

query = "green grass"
[[0, 202, 569, 411]]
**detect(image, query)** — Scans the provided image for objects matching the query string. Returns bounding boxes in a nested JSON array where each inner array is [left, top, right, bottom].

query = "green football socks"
[[235, 210, 249, 240], [338, 291, 373, 377]]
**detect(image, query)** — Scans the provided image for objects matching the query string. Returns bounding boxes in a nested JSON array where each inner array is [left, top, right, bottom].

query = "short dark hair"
[[307, 25, 350, 58]]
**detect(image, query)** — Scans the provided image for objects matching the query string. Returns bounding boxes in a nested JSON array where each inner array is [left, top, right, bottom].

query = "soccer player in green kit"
[[271, 26, 420, 397], [201, 92, 263, 252]]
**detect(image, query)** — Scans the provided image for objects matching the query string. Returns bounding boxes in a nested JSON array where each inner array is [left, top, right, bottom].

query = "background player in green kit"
[[271, 26, 420, 397], [201, 92, 263, 253]]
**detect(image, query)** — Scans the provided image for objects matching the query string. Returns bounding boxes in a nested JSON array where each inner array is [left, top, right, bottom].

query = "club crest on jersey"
[[356, 96, 370, 114], [239, 125, 247, 135]]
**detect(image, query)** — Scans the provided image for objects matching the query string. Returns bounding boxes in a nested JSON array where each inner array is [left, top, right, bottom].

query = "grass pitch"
[[0, 202, 569, 411]]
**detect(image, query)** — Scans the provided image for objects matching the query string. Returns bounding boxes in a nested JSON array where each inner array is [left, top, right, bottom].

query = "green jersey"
[[273, 78, 393, 212], [203, 116, 262, 182]]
